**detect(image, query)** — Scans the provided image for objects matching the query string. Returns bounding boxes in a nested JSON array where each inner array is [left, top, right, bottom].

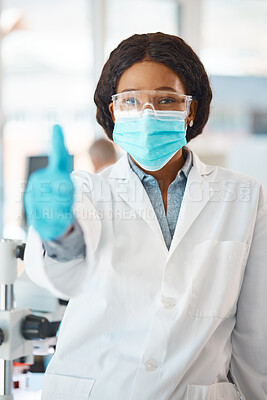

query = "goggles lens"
[[112, 90, 192, 120]]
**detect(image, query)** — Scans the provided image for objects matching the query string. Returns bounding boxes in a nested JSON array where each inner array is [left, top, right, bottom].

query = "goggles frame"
[[111, 90, 195, 121]]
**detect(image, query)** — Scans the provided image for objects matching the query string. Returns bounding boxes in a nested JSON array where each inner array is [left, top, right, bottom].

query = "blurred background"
[[0, 0, 267, 240]]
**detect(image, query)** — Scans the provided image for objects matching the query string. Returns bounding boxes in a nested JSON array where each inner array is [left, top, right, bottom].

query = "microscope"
[[0, 239, 66, 399]]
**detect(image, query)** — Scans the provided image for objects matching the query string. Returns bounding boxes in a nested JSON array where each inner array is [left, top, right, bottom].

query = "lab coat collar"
[[108, 149, 216, 254], [109, 152, 131, 180], [190, 148, 215, 176], [109, 147, 215, 180], [168, 152, 216, 258]]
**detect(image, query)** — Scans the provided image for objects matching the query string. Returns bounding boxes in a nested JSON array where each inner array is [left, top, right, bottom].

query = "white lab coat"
[[24, 148, 267, 400]]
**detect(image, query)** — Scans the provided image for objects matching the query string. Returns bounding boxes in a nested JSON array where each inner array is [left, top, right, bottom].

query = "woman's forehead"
[[117, 61, 186, 94]]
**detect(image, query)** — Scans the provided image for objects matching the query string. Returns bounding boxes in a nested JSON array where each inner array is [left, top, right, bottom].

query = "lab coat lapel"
[[109, 154, 167, 251], [168, 150, 215, 258]]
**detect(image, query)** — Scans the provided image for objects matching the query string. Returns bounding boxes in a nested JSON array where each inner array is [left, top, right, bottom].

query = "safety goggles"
[[111, 90, 193, 121]]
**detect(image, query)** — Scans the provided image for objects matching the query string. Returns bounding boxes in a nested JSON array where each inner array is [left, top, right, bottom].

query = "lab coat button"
[[144, 359, 158, 371], [161, 296, 176, 309]]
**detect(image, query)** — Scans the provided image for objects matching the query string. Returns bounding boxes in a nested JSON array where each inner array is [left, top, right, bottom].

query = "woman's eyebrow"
[[121, 89, 137, 93], [120, 87, 177, 93], [154, 86, 176, 91]]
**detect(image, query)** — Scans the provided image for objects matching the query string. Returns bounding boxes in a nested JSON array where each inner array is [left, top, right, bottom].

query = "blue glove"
[[24, 125, 75, 241]]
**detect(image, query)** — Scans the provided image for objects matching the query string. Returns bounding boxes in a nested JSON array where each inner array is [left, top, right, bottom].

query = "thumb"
[[49, 124, 71, 172]]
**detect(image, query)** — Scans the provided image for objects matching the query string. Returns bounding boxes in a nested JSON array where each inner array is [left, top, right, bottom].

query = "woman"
[[24, 33, 267, 400]]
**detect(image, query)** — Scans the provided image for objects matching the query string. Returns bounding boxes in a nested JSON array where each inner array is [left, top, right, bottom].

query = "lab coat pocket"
[[188, 240, 249, 318], [187, 382, 241, 399], [41, 373, 95, 400]]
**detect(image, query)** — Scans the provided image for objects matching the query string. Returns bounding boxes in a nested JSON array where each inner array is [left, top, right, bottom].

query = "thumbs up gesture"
[[24, 125, 75, 241]]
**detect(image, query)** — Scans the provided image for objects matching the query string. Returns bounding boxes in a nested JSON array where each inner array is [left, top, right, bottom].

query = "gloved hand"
[[24, 124, 75, 241]]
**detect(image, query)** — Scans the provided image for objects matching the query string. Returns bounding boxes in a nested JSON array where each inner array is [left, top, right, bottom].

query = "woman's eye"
[[158, 97, 176, 104], [124, 97, 138, 105]]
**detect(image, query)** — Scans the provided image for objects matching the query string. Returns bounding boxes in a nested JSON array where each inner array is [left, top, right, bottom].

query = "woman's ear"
[[109, 102, 115, 123], [185, 100, 198, 127]]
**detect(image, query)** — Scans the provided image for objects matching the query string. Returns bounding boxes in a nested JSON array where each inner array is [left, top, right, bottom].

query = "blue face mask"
[[113, 109, 187, 171]]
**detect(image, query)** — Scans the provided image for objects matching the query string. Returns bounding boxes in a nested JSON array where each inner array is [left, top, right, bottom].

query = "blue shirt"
[[127, 146, 192, 249], [43, 146, 193, 259]]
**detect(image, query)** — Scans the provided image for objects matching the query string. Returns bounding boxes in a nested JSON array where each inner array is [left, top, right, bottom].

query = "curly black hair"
[[94, 32, 212, 142]]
